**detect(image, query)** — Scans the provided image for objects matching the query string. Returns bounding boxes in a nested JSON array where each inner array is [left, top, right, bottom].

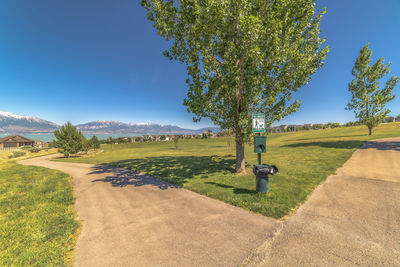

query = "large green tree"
[[54, 122, 84, 157], [142, 0, 329, 173], [346, 44, 399, 135]]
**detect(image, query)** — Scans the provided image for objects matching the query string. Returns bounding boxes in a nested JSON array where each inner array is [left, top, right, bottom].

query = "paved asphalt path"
[[244, 137, 400, 266], [19, 137, 400, 266], [19, 154, 278, 267]]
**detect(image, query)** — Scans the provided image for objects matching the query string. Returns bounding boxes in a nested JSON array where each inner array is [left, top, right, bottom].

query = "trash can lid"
[[253, 164, 278, 175]]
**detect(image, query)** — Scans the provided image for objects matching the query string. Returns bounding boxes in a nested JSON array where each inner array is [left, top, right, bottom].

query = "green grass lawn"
[[0, 151, 79, 266], [60, 123, 400, 219]]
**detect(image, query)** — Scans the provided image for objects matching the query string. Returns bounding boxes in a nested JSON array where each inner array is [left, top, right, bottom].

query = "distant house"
[[0, 135, 34, 149], [34, 140, 49, 148], [385, 116, 395, 123], [279, 125, 287, 132], [312, 124, 325, 129]]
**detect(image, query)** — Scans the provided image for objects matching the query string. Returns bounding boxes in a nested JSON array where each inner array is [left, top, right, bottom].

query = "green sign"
[[252, 114, 265, 133]]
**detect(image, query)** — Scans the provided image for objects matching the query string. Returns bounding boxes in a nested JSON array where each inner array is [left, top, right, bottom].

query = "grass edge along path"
[[0, 152, 80, 266], [57, 123, 400, 219]]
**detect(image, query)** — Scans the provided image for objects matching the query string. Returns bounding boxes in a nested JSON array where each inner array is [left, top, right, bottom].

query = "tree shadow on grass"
[[90, 155, 235, 187], [205, 182, 258, 195], [359, 140, 400, 151], [291, 134, 366, 142], [281, 140, 366, 149]]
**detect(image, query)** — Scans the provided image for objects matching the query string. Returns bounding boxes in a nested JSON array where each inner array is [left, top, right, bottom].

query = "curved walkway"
[[19, 137, 400, 266], [19, 154, 278, 266], [245, 137, 400, 266]]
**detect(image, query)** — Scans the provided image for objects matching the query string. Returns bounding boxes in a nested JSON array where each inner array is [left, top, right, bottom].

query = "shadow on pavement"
[[281, 140, 365, 149], [90, 155, 235, 187], [89, 165, 176, 190], [360, 141, 400, 151]]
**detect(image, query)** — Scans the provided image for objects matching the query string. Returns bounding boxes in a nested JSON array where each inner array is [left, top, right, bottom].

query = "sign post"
[[252, 114, 265, 165], [251, 114, 278, 193], [252, 114, 266, 133]]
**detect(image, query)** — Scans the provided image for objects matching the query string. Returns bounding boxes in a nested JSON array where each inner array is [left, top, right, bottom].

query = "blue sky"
[[0, 0, 399, 128]]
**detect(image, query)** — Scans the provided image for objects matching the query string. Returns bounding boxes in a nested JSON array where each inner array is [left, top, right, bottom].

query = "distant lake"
[[0, 133, 142, 142]]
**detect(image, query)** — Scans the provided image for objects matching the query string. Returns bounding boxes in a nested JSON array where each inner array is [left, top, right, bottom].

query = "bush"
[[12, 151, 26, 158], [29, 148, 41, 153]]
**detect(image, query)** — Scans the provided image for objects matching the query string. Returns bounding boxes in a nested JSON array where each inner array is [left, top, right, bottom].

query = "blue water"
[[0, 133, 142, 142]]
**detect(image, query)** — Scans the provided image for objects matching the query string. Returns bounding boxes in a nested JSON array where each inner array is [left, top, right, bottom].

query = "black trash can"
[[253, 164, 278, 193]]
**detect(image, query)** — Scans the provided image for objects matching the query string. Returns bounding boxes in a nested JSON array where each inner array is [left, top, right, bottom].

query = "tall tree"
[[142, 0, 328, 173], [54, 122, 84, 157], [346, 44, 399, 135]]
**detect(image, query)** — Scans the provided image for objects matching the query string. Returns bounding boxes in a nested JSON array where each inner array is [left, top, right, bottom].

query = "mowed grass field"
[[0, 150, 80, 266], [60, 123, 400, 219]]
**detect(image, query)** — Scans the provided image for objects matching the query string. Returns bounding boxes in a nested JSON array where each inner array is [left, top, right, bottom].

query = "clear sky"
[[0, 0, 399, 128]]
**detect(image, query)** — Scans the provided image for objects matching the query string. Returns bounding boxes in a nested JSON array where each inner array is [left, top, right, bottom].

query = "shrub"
[[12, 151, 26, 158], [29, 148, 41, 153]]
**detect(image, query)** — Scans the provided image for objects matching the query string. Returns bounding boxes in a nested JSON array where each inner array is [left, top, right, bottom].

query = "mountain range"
[[0, 111, 219, 135]]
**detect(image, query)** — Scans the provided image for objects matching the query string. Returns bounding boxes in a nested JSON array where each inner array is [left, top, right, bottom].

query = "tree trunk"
[[368, 126, 372, 136], [235, 133, 246, 174]]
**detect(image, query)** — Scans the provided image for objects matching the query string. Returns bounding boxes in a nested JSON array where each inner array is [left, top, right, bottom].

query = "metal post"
[[257, 133, 261, 165]]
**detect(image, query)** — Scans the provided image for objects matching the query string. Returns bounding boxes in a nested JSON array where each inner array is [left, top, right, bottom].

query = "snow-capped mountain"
[[0, 111, 220, 134], [75, 121, 219, 134], [0, 111, 59, 133]]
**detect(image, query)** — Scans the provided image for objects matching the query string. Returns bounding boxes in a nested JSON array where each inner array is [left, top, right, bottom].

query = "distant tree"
[[89, 135, 101, 150], [82, 137, 91, 154], [344, 121, 356, 127], [142, 0, 329, 173], [54, 122, 84, 157], [160, 135, 166, 141], [346, 44, 399, 135], [397, 114, 400, 121], [173, 135, 179, 149]]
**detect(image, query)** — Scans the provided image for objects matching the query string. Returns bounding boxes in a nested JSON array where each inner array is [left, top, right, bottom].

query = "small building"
[[34, 140, 49, 148], [385, 116, 395, 123], [279, 125, 288, 132], [0, 135, 34, 149], [312, 124, 325, 129]]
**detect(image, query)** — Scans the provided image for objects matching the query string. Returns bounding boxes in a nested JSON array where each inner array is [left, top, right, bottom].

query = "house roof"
[[0, 135, 35, 143]]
